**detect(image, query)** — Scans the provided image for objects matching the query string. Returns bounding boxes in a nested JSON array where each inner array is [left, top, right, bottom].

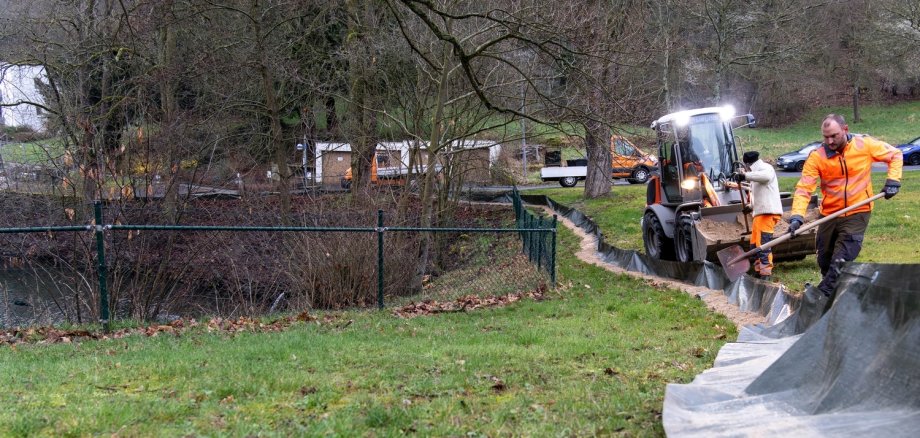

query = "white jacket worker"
[[732, 151, 782, 280]]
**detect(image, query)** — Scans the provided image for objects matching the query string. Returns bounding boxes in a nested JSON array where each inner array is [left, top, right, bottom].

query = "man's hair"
[[822, 113, 846, 128]]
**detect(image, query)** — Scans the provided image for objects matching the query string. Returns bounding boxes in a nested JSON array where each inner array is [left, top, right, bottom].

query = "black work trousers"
[[815, 211, 870, 297]]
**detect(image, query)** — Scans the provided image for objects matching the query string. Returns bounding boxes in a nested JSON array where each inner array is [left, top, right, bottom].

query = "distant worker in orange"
[[731, 151, 782, 280], [787, 114, 903, 297]]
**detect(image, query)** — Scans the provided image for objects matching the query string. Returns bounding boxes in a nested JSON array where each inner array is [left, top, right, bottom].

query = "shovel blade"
[[717, 244, 750, 282]]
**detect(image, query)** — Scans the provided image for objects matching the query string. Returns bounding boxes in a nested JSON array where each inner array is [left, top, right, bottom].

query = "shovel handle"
[[727, 192, 886, 265]]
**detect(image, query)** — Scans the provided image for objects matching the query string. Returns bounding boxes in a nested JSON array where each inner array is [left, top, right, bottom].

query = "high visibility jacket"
[[791, 135, 903, 217]]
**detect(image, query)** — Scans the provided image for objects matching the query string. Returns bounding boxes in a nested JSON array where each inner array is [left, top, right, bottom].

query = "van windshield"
[[614, 138, 636, 156]]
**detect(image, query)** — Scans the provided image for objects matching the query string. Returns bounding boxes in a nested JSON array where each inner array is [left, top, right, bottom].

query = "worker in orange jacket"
[[787, 114, 903, 297]]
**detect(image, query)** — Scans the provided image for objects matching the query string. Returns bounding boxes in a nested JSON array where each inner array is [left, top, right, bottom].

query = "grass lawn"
[[735, 101, 920, 162], [530, 169, 919, 292], [0, 221, 733, 436], [0, 138, 65, 165]]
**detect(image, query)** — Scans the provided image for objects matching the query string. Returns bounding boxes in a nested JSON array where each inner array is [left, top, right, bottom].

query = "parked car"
[[540, 135, 657, 187], [897, 136, 920, 166], [775, 141, 821, 171]]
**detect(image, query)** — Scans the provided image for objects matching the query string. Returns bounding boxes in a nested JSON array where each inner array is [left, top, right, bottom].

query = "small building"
[[310, 139, 501, 186], [0, 64, 47, 132]]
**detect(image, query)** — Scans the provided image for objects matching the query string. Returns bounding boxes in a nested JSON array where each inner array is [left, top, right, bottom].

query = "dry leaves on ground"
[[392, 289, 546, 318], [0, 310, 330, 347]]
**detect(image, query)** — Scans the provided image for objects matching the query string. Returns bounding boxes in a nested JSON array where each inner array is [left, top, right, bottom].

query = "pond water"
[[0, 267, 77, 328]]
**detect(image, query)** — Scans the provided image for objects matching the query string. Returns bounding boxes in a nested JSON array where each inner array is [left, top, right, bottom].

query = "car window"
[[798, 143, 819, 154], [911, 137, 920, 146]]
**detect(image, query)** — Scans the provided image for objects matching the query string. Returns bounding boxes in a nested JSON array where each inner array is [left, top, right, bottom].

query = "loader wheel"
[[643, 211, 675, 261], [559, 176, 578, 187], [675, 216, 695, 263]]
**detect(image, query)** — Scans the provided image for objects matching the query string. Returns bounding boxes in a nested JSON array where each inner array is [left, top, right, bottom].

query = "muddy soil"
[[697, 209, 822, 242]]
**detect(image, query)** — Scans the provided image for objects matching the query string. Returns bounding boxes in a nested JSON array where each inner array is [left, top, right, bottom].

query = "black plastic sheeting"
[[511, 193, 920, 437], [517, 193, 820, 330], [664, 263, 920, 436]]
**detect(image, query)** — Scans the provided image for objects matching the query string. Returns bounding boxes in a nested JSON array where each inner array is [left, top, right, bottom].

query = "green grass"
[[530, 170, 920, 293], [532, 184, 649, 251], [735, 101, 920, 162], [0, 224, 733, 436], [0, 138, 65, 165]]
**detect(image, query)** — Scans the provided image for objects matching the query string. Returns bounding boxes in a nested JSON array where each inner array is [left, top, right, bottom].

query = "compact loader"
[[641, 106, 818, 263]]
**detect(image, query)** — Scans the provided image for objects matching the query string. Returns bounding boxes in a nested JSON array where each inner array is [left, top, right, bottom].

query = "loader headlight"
[[675, 113, 691, 127], [720, 105, 736, 121], [680, 178, 698, 190]]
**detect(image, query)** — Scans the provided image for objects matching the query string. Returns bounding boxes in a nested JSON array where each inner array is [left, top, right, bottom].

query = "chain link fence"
[[1, 190, 554, 329]]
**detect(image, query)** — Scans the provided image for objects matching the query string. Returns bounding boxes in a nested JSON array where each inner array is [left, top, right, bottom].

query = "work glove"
[[742, 205, 753, 215], [730, 172, 745, 183], [883, 179, 900, 199], [787, 215, 804, 236]]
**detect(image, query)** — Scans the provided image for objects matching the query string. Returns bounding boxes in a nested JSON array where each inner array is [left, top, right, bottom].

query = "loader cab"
[[642, 107, 820, 264], [652, 107, 753, 206]]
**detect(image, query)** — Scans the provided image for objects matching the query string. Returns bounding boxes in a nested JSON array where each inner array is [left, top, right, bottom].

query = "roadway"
[[776, 162, 918, 179]]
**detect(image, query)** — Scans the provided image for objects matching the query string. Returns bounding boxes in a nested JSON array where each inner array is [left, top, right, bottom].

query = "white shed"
[[0, 64, 47, 131], [311, 140, 501, 185]]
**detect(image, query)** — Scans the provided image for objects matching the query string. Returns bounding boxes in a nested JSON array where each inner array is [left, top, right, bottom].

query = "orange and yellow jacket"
[[792, 135, 902, 218]]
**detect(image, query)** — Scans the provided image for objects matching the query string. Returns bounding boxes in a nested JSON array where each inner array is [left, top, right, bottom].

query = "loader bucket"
[[695, 200, 818, 264]]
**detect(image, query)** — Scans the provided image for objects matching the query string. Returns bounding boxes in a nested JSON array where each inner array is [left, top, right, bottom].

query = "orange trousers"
[[750, 214, 781, 276]]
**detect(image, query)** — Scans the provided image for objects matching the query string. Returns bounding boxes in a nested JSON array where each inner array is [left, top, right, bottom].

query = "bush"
[[0, 192, 518, 323]]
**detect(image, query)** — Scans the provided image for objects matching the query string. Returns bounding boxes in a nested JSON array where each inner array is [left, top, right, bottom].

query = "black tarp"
[[663, 263, 920, 437], [517, 193, 818, 331], [509, 193, 920, 436]]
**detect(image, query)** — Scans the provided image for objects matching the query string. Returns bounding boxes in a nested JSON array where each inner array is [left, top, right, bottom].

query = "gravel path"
[[546, 207, 766, 329]]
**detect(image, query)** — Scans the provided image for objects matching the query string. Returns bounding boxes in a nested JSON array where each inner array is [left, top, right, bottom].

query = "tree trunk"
[[345, 0, 376, 198], [583, 119, 612, 198], [158, 11, 181, 222], [347, 78, 376, 197], [413, 43, 453, 290], [252, 0, 292, 223], [852, 84, 861, 123], [324, 95, 338, 140]]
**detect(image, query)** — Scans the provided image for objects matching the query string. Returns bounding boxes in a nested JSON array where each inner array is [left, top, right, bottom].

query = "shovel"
[[717, 192, 886, 281], [737, 182, 751, 235]]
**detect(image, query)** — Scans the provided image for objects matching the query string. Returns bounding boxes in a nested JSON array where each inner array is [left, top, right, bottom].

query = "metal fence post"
[[551, 215, 557, 288], [536, 215, 544, 270], [377, 209, 384, 309], [525, 214, 532, 261], [93, 201, 110, 332]]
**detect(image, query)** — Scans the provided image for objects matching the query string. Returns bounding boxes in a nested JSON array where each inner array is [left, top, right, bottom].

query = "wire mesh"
[[0, 190, 555, 328]]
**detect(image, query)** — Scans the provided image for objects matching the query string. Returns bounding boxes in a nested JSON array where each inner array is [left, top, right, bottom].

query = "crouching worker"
[[732, 151, 782, 280]]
